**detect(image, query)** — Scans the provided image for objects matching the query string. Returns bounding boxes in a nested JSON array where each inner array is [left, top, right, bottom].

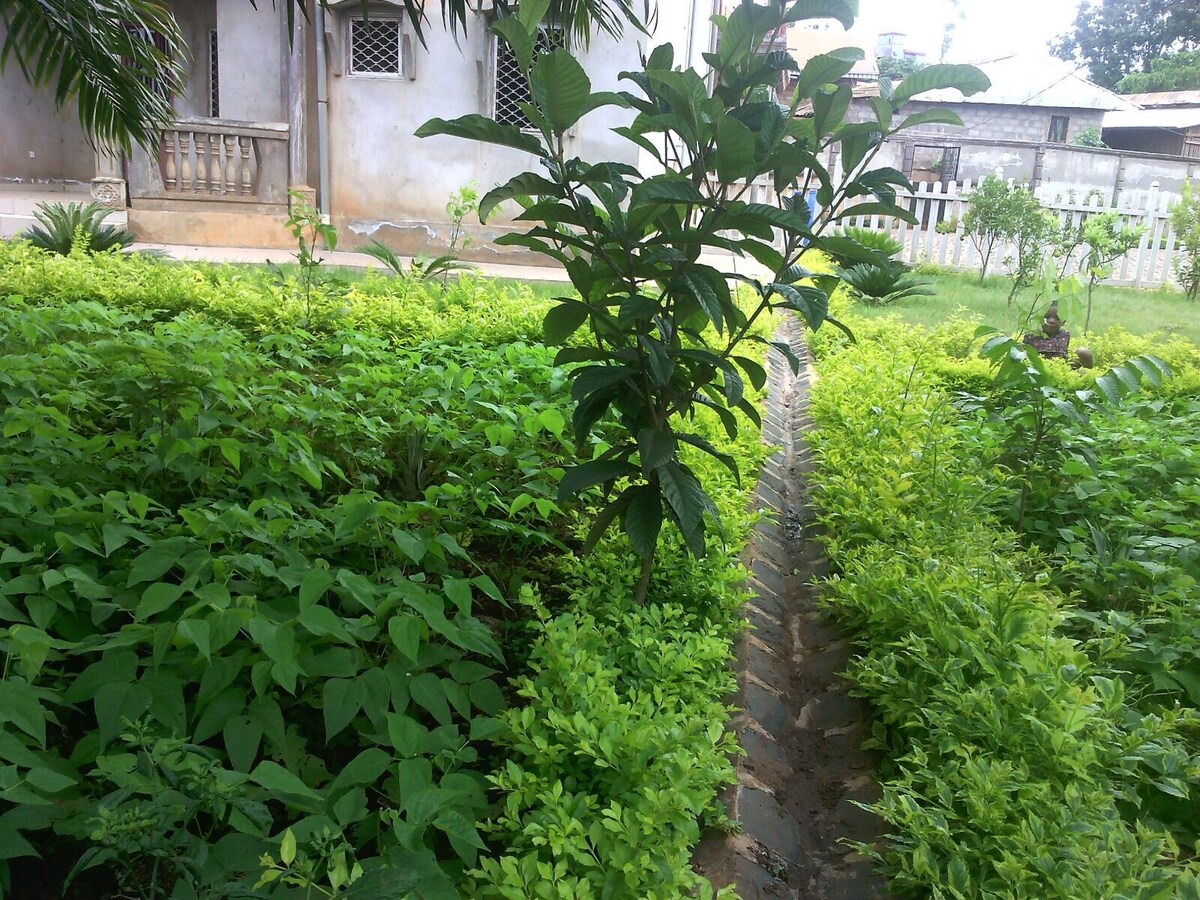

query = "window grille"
[[1048, 115, 1070, 144], [494, 26, 566, 130], [349, 18, 402, 76], [122, 24, 173, 103], [208, 30, 219, 118]]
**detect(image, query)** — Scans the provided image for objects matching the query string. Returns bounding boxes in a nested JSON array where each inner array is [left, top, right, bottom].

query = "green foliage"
[[0, 239, 549, 344], [1078, 211, 1147, 329], [825, 226, 904, 264], [445, 182, 479, 257], [809, 324, 1200, 897], [1054, 0, 1200, 89], [418, 0, 988, 599], [961, 175, 1019, 282], [0, 246, 770, 896], [1171, 180, 1200, 301], [277, 190, 342, 318], [359, 240, 476, 284], [878, 55, 924, 80], [1118, 49, 1200, 93], [973, 326, 1171, 530], [20, 200, 134, 255], [0, 290, 579, 896], [838, 261, 935, 306], [1071, 125, 1108, 148]]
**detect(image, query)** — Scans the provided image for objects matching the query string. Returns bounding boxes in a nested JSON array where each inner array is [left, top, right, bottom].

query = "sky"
[[852, 0, 1082, 66]]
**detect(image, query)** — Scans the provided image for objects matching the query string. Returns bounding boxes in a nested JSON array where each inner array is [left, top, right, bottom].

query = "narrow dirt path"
[[696, 318, 889, 899]]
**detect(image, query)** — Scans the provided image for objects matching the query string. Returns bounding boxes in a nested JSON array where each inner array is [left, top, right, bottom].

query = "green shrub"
[[0, 240, 550, 345], [0, 296, 579, 896], [838, 261, 935, 306], [826, 226, 904, 265], [808, 331, 1200, 897], [20, 201, 134, 255]]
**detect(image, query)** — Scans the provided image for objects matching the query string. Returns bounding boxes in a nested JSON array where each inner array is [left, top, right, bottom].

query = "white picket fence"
[[836, 178, 1184, 290]]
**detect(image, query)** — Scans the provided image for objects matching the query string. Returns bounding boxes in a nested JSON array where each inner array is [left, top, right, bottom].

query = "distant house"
[[806, 55, 1136, 183], [0, 1, 715, 254], [1104, 92, 1200, 159]]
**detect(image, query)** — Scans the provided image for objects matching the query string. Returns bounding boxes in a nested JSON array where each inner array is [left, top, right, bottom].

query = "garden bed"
[[807, 308, 1200, 896], [0, 244, 766, 898]]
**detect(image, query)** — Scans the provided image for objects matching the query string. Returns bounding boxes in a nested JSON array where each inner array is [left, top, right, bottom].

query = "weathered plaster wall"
[[0, 25, 94, 184], [326, 13, 640, 236], [170, 0, 218, 118], [215, 0, 285, 122]]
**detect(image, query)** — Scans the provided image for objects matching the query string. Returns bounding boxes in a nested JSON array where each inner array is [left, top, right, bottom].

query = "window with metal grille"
[[122, 24, 173, 103], [208, 30, 219, 118], [494, 26, 566, 130], [1048, 115, 1070, 143], [349, 18, 402, 76]]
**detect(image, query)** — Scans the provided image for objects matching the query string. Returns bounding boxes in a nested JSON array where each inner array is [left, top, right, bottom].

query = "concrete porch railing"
[[125, 118, 293, 248], [129, 118, 289, 208]]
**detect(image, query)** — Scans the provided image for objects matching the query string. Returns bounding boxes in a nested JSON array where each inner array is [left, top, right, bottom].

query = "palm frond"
[[0, 0, 188, 151]]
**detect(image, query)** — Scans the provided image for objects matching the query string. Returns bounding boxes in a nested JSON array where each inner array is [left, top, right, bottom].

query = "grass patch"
[[849, 271, 1200, 346]]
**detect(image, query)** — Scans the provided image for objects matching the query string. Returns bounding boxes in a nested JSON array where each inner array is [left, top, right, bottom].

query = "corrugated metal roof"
[[1123, 91, 1200, 108], [915, 55, 1137, 111], [796, 55, 1136, 113], [1104, 107, 1200, 129]]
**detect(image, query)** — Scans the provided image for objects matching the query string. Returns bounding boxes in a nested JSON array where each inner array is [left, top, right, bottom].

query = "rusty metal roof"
[[1123, 91, 1200, 108]]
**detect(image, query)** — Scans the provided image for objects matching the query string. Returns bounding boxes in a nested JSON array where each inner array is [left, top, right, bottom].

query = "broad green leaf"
[[558, 458, 638, 499], [530, 49, 592, 133], [388, 614, 423, 663], [893, 64, 991, 107], [324, 678, 365, 741], [715, 116, 756, 183], [416, 115, 545, 156], [135, 582, 184, 620], [492, 16, 535, 73], [637, 428, 677, 474], [898, 109, 965, 131], [409, 673, 452, 727], [793, 48, 863, 100], [224, 715, 263, 772], [623, 486, 663, 559], [543, 301, 590, 345], [299, 567, 335, 607], [328, 748, 393, 799], [249, 761, 321, 802], [782, 0, 857, 29]]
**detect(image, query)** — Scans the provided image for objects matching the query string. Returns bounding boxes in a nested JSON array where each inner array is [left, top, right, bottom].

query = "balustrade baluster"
[[162, 131, 177, 191], [194, 132, 208, 193], [209, 133, 221, 191], [223, 135, 236, 195], [179, 132, 193, 192], [239, 137, 253, 195]]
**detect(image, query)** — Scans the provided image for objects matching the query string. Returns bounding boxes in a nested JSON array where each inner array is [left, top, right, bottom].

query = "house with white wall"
[[0, 0, 721, 257]]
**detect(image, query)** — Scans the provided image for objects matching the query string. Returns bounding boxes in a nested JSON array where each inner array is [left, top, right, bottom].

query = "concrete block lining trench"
[[694, 317, 889, 899]]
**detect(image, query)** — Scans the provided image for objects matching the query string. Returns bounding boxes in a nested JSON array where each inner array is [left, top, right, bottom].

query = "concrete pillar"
[[91, 143, 127, 209], [286, 10, 310, 197]]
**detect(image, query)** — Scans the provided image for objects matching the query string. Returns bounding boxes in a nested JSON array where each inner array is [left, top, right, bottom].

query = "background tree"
[[878, 56, 924, 80], [1054, 0, 1200, 89], [0, 0, 645, 151], [1117, 50, 1200, 93]]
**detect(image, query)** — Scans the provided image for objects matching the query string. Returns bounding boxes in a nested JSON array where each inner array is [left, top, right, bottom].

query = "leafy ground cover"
[[849, 270, 1200, 346], [808, 304, 1200, 897], [0, 244, 766, 898]]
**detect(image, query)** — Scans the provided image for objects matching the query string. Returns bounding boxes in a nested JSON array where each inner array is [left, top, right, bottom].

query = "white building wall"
[[0, 25, 97, 184], [326, 11, 642, 235]]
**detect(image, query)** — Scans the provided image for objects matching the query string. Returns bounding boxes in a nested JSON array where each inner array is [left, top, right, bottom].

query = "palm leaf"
[[0, 0, 188, 151]]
